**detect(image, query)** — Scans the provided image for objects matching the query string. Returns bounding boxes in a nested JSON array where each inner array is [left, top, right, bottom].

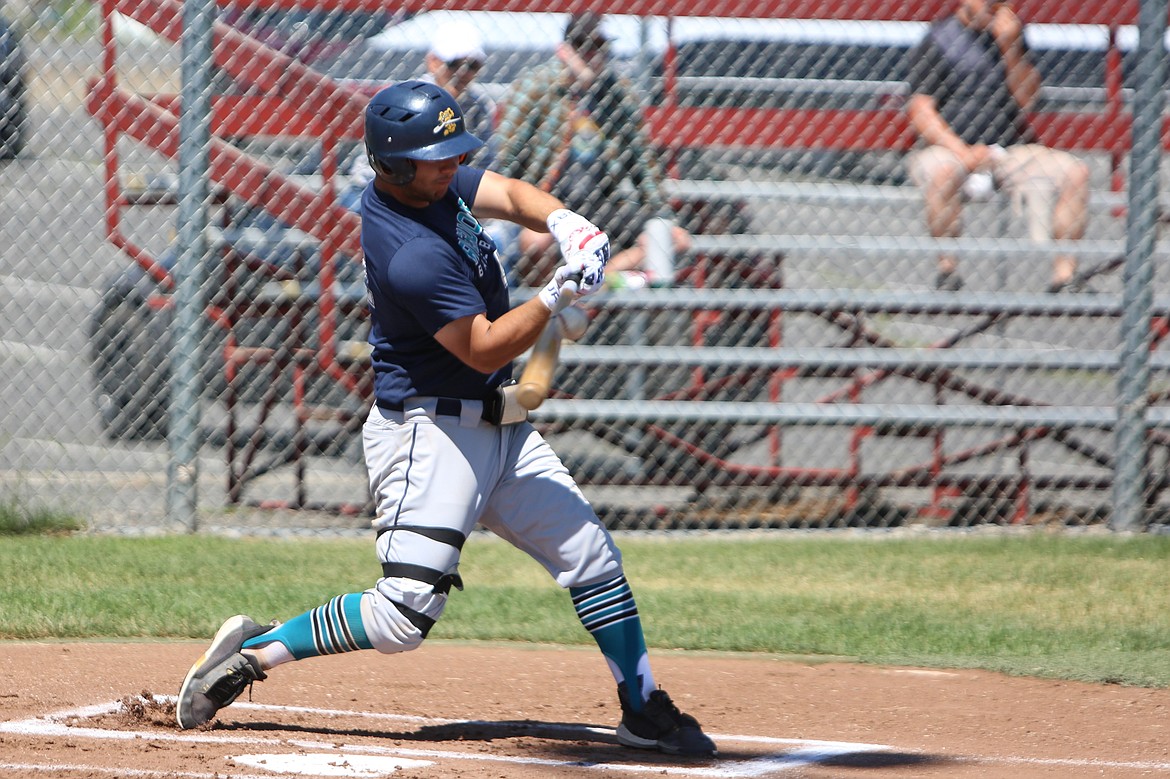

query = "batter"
[[175, 80, 716, 759]]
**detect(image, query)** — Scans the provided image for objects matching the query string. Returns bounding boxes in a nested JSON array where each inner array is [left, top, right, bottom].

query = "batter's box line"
[[6, 697, 1170, 777], [0, 763, 281, 779], [0, 697, 899, 777], [0, 694, 894, 752]]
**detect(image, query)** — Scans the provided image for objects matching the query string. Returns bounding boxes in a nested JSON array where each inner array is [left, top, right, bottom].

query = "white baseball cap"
[[429, 20, 487, 64]]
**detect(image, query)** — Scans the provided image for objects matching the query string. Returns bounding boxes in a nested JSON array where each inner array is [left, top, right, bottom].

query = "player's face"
[[400, 155, 463, 206]]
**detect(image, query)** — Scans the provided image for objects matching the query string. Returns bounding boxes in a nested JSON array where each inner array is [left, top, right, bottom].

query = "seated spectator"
[[905, 0, 1090, 291]]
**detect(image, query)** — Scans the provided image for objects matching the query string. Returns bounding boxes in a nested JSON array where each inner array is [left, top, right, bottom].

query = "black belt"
[[377, 393, 506, 425]]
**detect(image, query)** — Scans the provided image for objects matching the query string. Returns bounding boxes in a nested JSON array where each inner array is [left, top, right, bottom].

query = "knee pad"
[[360, 582, 449, 655]]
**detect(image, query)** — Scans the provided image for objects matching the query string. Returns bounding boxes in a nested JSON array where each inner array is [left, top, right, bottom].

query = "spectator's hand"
[[959, 144, 994, 173], [633, 220, 693, 264], [557, 42, 601, 89], [990, 4, 1024, 49]]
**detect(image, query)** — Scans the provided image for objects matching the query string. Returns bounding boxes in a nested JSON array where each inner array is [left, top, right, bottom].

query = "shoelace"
[[649, 691, 701, 728], [206, 662, 257, 706]]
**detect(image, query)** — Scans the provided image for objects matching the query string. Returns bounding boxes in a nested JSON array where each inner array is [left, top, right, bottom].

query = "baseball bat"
[[517, 295, 572, 410]]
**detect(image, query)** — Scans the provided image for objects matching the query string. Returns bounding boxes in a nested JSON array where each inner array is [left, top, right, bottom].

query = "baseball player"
[[176, 80, 717, 759]]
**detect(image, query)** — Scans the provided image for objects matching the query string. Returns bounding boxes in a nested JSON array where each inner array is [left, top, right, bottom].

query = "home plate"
[[231, 753, 433, 776]]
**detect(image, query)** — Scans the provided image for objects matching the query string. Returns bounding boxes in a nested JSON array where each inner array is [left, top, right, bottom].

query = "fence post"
[[166, 0, 215, 532], [1113, 0, 1167, 531]]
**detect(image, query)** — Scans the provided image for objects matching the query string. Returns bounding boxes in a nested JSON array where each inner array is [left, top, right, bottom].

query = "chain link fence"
[[3, 0, 1169, 534]]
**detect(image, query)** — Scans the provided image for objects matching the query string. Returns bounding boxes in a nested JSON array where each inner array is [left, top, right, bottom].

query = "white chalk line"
[[4, 697, 1170, 776], [0, 764, 279, 779], [0, 697, 891, 778]]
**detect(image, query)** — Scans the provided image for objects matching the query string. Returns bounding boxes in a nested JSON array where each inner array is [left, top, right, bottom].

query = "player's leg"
[[481, 423, 716, 757], [256, 402, 498, 664], [358, 406, 489, 653], [175, 593, 379, 729], [176, 406, 485, 729]]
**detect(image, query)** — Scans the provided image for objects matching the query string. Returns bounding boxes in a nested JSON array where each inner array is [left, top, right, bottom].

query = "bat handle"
[[552, 278, 579, 314], [516, 316, 564, 410], [516, 273, 580, 410]]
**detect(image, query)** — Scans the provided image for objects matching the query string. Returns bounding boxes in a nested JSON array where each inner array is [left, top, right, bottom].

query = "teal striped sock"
[[243, 593, 372, 660], [571, 575, 652, 711]]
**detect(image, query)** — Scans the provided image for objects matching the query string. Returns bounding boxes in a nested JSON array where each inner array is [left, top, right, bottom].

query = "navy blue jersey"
[[361, 166, 510, 406]]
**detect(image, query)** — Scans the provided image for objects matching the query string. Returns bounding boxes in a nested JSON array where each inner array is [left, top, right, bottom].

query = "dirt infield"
[[2, 641, 1169, 778]]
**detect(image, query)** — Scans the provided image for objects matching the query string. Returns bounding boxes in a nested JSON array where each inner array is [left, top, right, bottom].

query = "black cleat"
[[176, 615, 272, 729], [615, 683, 718, 758]]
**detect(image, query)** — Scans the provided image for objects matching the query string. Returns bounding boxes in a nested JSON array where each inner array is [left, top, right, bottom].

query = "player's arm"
[[435, 251, 597, 373], [472, 170, 612, 278], [470, 169, 562, 232], [434, 303, 551, 375], [434, 172, 610, 373]]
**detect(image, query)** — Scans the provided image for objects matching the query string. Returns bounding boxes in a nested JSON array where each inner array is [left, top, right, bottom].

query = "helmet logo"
[[433, 107, 461, 137]]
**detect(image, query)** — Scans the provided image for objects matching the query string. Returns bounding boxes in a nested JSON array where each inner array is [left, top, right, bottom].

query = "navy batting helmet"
[[364, 80, 484, 185]]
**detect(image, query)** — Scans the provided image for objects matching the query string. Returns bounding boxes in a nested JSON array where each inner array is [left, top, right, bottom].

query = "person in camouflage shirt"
[[495, 12, 688, 287]]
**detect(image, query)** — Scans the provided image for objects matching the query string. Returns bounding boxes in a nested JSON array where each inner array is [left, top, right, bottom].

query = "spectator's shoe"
[[615, 683, 718, 757], [176, 615, 273, 729], [935, 268, 964, 291]]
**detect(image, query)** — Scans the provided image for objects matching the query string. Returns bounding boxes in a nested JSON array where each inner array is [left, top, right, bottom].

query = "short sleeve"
[[387, 238, 485, 335]]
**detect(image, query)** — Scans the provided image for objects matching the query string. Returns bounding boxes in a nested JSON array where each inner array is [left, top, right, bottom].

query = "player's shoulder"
[[362, 202, 439, 264], [377, 232, 458, 294], [362, 192, 426, 239]]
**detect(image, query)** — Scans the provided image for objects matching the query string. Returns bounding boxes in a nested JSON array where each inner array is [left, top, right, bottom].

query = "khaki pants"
[[906, 144, 1088, 243]]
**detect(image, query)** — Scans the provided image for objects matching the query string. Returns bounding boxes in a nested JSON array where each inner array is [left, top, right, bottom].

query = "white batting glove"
[[537, 264, 581, 311], [564, 236, 609, 298], [547, 208, 611, 268]]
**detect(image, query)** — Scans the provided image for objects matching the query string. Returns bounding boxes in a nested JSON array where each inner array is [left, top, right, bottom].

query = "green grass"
[[2, 532, 1169, 687], [0, 496, 85, 536]]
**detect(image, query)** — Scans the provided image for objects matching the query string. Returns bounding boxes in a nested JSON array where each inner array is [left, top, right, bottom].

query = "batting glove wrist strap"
[[546, 209, 592, 243], [538, 265, 580, 311]]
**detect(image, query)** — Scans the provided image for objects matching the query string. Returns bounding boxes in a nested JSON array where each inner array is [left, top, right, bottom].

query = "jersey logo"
[[454, 196, 492, 278], [433, 108, 462, 137]]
